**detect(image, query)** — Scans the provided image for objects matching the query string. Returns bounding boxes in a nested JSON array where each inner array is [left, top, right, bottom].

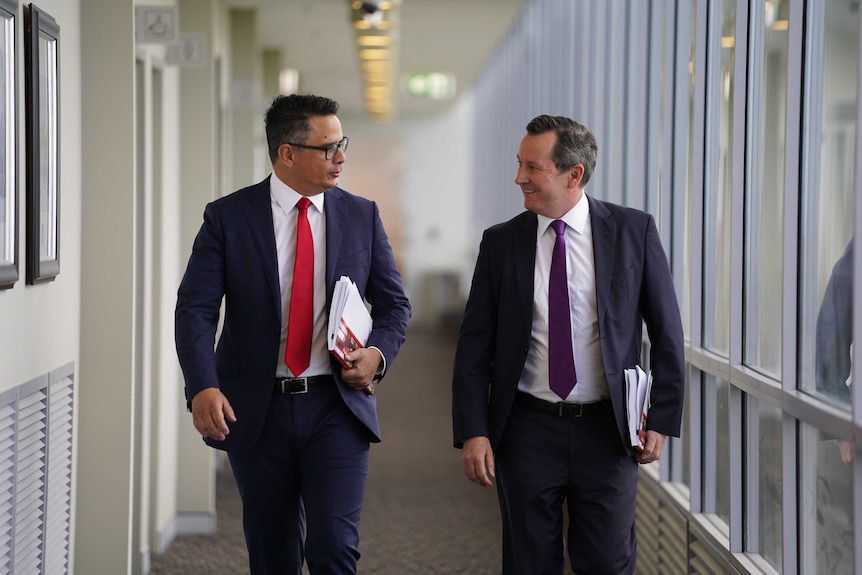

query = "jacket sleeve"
[[639, 214, 686, 437], [175, 202, 226, 407], [363, 201, 411, 375], [451, 230, 498, 447]]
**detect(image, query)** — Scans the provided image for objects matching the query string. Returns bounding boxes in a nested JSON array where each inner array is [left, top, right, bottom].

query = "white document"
[[624, 365, 653, 451], [328, 276, 373, 368]]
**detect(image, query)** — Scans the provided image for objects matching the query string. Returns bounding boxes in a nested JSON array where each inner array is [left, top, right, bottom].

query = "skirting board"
[[156, 512, 217, 553]]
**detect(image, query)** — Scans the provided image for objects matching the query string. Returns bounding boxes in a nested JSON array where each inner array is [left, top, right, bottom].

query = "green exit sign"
[[403, 72, 456, 100]]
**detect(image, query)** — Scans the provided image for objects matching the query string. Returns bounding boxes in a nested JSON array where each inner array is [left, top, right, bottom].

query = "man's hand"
[[191, 388, 237, 441], [636, 430, 666, 465], [341, 347, 382, 395], [462, 436, 495, 487]]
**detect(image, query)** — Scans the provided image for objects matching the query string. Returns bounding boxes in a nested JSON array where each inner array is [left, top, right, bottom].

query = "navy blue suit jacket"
[[452, 196, 685, 456], [176, 177, 411, 452]]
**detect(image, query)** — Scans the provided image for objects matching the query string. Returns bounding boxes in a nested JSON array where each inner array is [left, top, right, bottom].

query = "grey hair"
[[525, 115, 598, 185]]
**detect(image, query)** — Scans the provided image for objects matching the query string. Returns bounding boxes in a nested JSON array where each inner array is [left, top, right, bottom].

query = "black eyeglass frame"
[[286, 137, 349, 160]]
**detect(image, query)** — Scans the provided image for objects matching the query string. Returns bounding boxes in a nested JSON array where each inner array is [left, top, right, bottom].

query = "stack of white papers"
[[624, 365, 653, 451], [328, 276, 373, 369]]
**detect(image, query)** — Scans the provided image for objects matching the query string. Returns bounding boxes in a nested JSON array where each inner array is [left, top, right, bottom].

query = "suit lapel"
[[323, 187, 345, 302], [514, 213, 538, 332], [242, 177, 282, 316], [589, 196, 615, 325]]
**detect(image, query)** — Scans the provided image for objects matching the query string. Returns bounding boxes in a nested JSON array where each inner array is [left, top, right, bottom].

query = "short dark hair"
[[525, 115, 598, 186], [264, 94, 340, 163]]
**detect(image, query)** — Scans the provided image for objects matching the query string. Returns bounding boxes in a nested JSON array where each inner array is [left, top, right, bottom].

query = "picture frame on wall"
[[0, 0, 18, 289], [24, 3, 59, 284]]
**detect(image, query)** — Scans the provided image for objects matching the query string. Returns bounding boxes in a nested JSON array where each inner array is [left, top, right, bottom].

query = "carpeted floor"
[[149, 327, 503, 574]]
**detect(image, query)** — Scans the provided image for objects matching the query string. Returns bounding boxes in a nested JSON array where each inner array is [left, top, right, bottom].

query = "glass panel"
[[799, 1, 857, 404], [38, 31, 57, 262], [679, 365, 691, 488], [744, 0, 788, 376], [703, 0, 735, 355], [799, 422, 854, 574], [703, 374, 730, 528], [0, 14, 13, 267], [745, 395, 782, 571], [682, 0, 696, 341], [649, 4, 664, 218]]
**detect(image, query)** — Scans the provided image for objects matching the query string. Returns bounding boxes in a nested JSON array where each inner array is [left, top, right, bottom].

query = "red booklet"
[[328, 276, 373, 369]]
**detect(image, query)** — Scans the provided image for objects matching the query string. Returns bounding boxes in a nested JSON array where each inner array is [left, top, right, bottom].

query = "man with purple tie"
[[176, 94, 410, 574], [452, 115, 685, 574]]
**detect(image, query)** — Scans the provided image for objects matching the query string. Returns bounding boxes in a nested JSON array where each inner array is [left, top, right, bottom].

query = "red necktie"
[[548, 219, 577, 399], [285, 197, 313, 376]]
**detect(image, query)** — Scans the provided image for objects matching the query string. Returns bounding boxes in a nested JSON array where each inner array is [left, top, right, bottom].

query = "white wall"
[[153, 62, 182, 554], [399, 93, 475, 323], [0, 0, 83, 566], [77, 0, 138, 571], [0, 0, 82, 400], [339, 93, 475, 327]]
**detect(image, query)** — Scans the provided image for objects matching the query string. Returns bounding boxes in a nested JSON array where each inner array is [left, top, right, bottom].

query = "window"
[[744, 395, 782, 571], [0, 0, 16, 288], [681, 0, 697, 342], [744, 0, 788, 377], [703, 0, 736, 355], [702, 374, 730, 529], [798, 0, 857, 404], [799, 421, 854, 573]]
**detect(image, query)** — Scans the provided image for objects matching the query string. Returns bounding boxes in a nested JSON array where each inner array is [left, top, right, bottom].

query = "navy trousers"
[[227, 383, 371, 575], [495, 398, 638, 575]]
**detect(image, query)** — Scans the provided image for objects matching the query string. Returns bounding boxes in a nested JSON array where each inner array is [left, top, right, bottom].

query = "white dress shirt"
[[518, 193, 609, 403], [270, 174, 331, 378]]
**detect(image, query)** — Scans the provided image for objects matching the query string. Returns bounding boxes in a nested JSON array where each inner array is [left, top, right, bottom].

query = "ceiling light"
[[358, 49, 390, 60], [354, 19, 390, 30], [356, 35, 391, 47], [361, 60, 389, 71], [349, 0, 400, 122], [279, 68, 299, 94]]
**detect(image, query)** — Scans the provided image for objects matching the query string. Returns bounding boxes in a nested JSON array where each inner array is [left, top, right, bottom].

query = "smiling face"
[[276, 114, 346, 196], [515, 130, 584, 218]]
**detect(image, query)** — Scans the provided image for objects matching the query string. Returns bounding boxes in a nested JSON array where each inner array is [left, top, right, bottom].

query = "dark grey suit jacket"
[[176, 177, 411, 452], [452, 196, 685, 456], [816, 239, 853, 404]]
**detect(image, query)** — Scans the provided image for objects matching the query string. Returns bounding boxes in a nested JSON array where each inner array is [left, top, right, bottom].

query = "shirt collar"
[[270, 173, 325, 215], [537, 193, 590, 236]]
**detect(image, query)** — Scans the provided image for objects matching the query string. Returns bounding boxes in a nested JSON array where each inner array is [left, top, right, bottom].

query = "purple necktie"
[[549, 219, 577, 399]]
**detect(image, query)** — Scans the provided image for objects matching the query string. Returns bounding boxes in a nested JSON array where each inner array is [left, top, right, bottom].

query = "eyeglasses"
[[287, 137, 349, 160]]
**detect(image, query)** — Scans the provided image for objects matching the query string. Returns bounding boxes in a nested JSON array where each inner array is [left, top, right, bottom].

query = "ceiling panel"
[[228, 0, 527, 121]]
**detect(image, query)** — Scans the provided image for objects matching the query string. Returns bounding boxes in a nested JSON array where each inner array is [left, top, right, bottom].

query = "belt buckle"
[[289, 377, 309, 394], [276, 377, 309, 394]]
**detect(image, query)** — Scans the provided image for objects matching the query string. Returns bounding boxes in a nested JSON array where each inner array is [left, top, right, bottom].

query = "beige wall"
[[0, 2, 82, 400]]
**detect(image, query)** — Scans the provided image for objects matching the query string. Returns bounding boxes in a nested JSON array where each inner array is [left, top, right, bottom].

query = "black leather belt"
[[515, 391, 608, 418], [274, 374, 334, 394]]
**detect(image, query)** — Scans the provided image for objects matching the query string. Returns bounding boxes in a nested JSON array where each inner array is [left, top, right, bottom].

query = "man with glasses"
[[176, 94, 411, 574]]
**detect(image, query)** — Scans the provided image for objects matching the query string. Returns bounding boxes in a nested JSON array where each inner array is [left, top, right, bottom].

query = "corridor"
[[150, 326, 504, 574]]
